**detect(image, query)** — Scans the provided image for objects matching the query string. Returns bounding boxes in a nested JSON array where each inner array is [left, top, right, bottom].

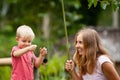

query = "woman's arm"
[[71, 69, 83, 80], [65, 60, 83, 80], [102, 62, 120, 80]]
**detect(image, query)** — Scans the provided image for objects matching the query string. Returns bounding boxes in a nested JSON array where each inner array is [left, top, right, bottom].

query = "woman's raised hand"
[[65, 60, 75, 72]]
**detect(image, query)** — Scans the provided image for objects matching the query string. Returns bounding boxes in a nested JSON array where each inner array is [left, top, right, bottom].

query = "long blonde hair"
[[73, 28, 112, 75]]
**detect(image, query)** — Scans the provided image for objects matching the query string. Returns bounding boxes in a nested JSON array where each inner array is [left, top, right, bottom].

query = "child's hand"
[[28, 45, 37, 51], [40, 47, 47, 57]]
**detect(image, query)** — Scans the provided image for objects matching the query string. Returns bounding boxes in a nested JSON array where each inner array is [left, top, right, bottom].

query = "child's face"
[[75, 33, 84, 55], [16, 37, 32, 48]]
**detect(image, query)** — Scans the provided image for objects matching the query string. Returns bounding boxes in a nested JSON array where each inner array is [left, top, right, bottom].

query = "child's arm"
[[34, 47, 47, 68], [13, 45, 37, 57]]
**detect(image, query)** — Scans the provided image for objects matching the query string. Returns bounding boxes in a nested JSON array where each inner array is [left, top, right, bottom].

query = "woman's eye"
[[79, 41, 82, 44]]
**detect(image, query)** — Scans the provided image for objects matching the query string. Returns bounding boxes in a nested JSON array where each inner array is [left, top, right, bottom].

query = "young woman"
[[65, 28, 120, 80]]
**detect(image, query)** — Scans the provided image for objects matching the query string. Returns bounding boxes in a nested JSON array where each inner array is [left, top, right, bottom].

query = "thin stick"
[[61, 0, 70, 59]]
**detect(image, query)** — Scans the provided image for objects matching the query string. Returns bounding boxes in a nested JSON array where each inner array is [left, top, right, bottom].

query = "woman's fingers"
[[65, 60, 73, 71]]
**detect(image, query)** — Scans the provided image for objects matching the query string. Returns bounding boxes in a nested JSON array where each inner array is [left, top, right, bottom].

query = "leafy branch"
[[88, 0, 120, 10]]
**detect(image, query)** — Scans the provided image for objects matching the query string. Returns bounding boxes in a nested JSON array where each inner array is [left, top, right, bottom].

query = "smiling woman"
[[65, 28, 120, 80]]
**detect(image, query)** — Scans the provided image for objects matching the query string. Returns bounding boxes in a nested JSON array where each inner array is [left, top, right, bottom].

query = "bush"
[[39, 54, 72, 80], [0, 66, 12, 80]]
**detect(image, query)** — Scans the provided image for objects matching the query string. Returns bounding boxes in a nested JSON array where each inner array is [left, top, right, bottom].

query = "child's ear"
[[16, 37, 19, 41]]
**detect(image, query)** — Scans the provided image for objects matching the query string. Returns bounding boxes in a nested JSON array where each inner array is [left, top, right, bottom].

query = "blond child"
[[11, 25, 47, 80]]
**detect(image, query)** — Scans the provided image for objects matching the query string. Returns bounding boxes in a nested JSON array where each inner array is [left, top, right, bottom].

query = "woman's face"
[[75, 33, 84, 55]]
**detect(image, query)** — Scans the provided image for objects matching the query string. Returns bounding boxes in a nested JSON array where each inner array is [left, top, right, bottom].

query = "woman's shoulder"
[[97, 55, 113, 66], [98, 55, 108, 59]]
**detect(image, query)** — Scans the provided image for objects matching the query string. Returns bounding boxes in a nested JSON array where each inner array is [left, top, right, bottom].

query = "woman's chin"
[[79, 52, 82, 56]]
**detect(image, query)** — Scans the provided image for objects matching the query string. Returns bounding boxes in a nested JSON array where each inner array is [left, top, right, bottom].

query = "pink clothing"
[[11, 46, 37, 80], [83, 55, 113, 80]]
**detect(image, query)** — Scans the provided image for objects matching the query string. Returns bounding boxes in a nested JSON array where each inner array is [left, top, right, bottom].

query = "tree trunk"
[[42, 14, 50, 39], [112, 9, 119, 28]]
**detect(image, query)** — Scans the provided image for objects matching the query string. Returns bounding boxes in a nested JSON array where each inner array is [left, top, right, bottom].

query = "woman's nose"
[[75, 43, 79, 48]]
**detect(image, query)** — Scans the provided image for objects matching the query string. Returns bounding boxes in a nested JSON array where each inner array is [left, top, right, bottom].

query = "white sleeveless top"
[[82, 55, 112, 80]]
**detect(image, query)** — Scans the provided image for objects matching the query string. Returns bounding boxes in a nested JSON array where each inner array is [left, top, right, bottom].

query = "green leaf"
[[88, 0, 94, 9], [100, 1, 110, 10], [112, 3, 117, 11], [93, 0, 98, 7], [111, 0, 120, 11]]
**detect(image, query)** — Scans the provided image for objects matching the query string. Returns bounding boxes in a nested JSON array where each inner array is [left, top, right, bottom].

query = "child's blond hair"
[[16, 25, 35, 40]]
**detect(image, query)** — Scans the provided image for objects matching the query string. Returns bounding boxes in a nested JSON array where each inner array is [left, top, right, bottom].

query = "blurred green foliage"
[[0, 0, 120, 80], [0, 66, 12, 80], [39, 54, 71, 80]]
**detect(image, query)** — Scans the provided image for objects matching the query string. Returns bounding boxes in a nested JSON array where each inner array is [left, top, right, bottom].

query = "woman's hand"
[[65, 60, 75, 72]]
